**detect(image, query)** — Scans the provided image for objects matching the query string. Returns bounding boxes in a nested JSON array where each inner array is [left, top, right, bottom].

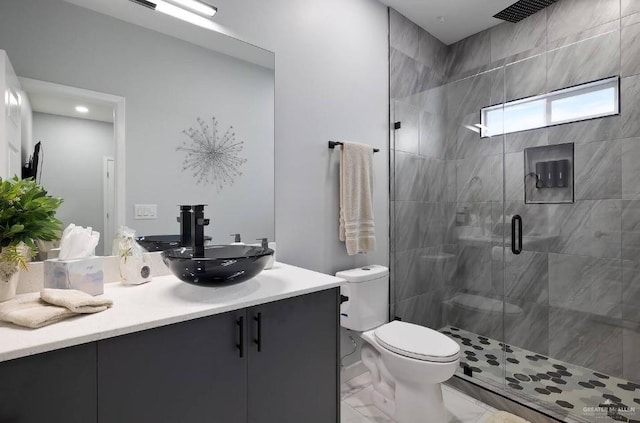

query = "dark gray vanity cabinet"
[[0, 288, 339, 423], [247, 288, 339, 423], [95, 288, 340, 423], [0, 342, 97, 423], [97, 309, 248, 423]]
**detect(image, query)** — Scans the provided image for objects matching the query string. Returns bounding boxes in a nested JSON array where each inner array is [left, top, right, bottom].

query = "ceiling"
[[379, 0, 517, 45], [25, 91, 114, 123]]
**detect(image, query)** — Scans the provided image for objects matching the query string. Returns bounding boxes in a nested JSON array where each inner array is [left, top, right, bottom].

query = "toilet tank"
[[337, 265, 389, 331]]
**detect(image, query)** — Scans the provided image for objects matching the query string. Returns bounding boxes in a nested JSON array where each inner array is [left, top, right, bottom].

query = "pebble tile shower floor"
[[440, 325, 640, 422]]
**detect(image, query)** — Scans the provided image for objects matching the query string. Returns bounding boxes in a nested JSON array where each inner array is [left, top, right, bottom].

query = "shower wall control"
[[524, 143, 574, 204]]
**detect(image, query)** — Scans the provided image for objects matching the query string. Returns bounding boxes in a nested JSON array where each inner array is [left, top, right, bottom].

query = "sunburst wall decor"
[[177, 117, 247, 190]]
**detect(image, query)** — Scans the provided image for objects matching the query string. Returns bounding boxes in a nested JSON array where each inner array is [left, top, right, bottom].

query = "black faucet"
[[190, 204, 210, 257], [177, 205, 193, 247], [177, 205, 210, 257]]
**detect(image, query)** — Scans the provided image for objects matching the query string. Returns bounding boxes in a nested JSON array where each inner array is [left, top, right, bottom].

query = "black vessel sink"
[[161, 245, 274, 286], [136, 235, 212, 252]]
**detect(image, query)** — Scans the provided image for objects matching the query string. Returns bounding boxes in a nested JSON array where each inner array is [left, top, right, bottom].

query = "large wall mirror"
[[0, 0, 275, 257]]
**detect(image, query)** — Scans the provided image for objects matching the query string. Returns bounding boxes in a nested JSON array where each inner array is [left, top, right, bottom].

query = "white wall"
[[208, 0, 391, 274], [32, 112, 114, 255]]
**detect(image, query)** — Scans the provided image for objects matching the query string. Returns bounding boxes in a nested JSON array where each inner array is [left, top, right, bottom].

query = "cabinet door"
[[247, 288, 339, 423], [98, 310, 247, 423], [0, 343, 97, 423]]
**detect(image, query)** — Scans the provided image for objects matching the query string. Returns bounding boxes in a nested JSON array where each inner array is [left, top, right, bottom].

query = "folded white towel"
[[0, 296, 75, 329], [40, 289, 113, 314], [339, 141, 376, 255]]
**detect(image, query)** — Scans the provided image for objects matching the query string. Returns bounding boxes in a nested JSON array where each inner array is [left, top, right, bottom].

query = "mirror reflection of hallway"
[[17, 76, 125, 260], [33, 111, 115, 256]]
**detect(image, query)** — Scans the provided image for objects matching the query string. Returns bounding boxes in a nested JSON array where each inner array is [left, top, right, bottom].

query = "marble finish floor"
[[341, 371, 498, 423], [441, 325, 640, 423]]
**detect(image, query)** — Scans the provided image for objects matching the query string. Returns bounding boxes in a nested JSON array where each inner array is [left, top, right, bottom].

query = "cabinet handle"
[[253, 312, 262, 352], [236, 316, 244, 358]]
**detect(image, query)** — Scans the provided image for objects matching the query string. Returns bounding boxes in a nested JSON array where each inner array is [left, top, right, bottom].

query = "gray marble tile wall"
[[390, 0, 640, 385], [390, 8, 449, 331]]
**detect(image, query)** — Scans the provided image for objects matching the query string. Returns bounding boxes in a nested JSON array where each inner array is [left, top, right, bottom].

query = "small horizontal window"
[[480, 76, 619, 138]]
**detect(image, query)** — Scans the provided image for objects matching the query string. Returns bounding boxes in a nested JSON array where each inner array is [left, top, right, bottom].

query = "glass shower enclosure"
[[390, 21, 639, 423]]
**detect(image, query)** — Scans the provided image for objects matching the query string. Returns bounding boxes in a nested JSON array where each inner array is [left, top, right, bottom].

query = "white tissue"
[[58, 224, 100, 260]]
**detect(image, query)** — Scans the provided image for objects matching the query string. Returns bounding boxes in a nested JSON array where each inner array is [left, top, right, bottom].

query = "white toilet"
[[338, 265, 460, 423]]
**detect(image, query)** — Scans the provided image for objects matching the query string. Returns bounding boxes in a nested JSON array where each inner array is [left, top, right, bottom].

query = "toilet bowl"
[[337, 266, 460, 423], [360, 321, 460, 423]]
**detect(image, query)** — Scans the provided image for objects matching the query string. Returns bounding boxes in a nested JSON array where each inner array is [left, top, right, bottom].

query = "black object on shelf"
[[535, 162, 548, 188], [534, 160, 571, 189], [524, 143, 574, 204], [548, 160, 559, 187], [556, 159, 569, 187], [328, 141, 379, 153]]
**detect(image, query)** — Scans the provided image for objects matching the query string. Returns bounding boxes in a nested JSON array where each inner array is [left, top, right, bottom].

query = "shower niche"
[[524, 143, 574, 204]]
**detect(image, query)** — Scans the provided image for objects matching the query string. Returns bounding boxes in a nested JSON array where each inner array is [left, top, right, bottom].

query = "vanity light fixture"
[[129, 0, 217, 28], [75, 106, 89, 114], [170, 0, 217, 17]]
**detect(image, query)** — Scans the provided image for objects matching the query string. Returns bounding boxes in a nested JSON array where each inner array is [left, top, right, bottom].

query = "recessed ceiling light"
[[437, 16, 446, 23], [75, 106, 89, 113]]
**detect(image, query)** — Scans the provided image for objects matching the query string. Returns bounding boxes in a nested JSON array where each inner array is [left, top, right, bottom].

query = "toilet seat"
[[374, 321, 460, 363]]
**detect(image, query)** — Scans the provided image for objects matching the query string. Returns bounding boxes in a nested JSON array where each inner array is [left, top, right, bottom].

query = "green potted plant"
[[0, 176, 63, 302]]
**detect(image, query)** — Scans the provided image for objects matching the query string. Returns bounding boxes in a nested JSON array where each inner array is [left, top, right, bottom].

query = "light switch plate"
[[134, 204, 157, 220]]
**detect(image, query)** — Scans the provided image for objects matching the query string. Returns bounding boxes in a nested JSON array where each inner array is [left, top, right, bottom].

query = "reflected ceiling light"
[[75, 106, 89, 113], [129, 0, 217, 29]]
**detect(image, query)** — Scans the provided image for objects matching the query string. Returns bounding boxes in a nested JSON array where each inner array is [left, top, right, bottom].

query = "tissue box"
[[44, 256, 104, 296]]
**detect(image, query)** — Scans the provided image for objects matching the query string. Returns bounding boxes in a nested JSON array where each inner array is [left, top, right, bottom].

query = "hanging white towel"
[[339, 141, 376, 255]]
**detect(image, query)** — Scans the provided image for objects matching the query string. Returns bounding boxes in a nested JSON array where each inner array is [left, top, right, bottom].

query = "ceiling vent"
[[493, 0, 558, 23]]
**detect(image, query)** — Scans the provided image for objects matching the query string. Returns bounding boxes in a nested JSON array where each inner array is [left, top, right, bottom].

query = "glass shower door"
[[436, 65, 508, 391], [502, 30, 639, 422]]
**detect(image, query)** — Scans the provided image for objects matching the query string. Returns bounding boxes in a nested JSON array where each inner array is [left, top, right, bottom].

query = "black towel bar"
[[328, 141, 379, 153]]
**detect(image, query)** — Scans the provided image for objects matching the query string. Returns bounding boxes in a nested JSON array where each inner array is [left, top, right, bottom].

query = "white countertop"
[[0, 262, 345, 363]]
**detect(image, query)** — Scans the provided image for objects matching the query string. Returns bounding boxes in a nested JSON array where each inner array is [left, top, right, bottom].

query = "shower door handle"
[[511, 215, 522, 255]]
